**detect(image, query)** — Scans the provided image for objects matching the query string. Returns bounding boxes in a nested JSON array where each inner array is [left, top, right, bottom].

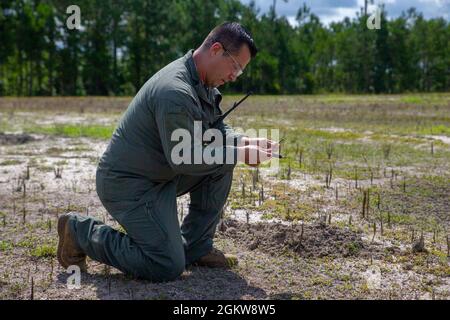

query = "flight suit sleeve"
[[215, 120, 247, 147], [154, 93, 239, 176]]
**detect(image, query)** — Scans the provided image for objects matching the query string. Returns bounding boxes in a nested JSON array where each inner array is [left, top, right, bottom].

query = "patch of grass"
[[30, 244, 56, 258], [345, 242, 362, 256], [417, 124, 450, 136], [273, 125, 450, 180], [45, 146, 91, 155], [37, 165, 55, 172], [337, 274, 352, 282], [45, 147, 66, 156], [258, 193, 316, 221], [400, 96, 425, 105], [0, 240, 14, 252], [16, 235, 39, 249], [261, 212, 275, 220], [429, 248, 449, 264], [310, 276, 333, 286], [427, 265, 450, 277], [69, 145, 92, 152], [0, 159, 23, 166], [369, 133, 427, 145], [229, 200, 245, 210], [380, 211, 416, 225], [300, 128, 362, 140], [3, 282, 27, 299], [27, 124, 115, 139], [336, 282, 354, 291], [55, 160, 68, 166]]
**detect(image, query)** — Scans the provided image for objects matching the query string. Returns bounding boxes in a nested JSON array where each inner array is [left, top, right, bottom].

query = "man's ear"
[[209, 42, 222, 57]]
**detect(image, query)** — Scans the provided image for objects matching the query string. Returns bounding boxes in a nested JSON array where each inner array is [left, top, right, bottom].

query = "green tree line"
[[0, 0, 448, 96]]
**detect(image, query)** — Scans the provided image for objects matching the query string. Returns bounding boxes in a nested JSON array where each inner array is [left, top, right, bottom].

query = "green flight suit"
[[67, 50, 244, 281]]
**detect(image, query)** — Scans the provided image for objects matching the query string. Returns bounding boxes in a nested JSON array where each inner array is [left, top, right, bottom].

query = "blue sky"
[[239, 0, 450, 25]]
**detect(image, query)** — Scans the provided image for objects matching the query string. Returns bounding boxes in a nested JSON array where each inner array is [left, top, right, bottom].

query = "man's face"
[[205, 42, 251, 88]]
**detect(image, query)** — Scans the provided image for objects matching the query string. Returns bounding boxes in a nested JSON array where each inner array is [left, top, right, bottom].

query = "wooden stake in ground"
[[380, 214, 384, 236], [366, 189, 370, 217], [22, 180, 26, 198], [50, 257, 54, 277], [30, 277, 34, 300], [371, 222, 376, 242], [362, 189, 367, 218], [377, 192, 381, 210], [387, 211, 391, 228], [287, 162, 291, 180], [362, 188, 370, 218], [22, 200, 26, 224], [298, 147, 303, 167], [325, 163, 332, 188], [447, 235, 450, 257], [300, 221, 304, 241]]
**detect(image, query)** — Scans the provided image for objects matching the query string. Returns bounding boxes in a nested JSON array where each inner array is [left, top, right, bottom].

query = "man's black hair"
[[203, 22, 258, 58]]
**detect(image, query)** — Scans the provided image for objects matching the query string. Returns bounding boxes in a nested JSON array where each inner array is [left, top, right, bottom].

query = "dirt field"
[[0, 94, 449, 300]]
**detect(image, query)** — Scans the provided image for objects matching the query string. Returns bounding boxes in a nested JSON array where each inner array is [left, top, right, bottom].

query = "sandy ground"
[[0, 131, 449, 300]]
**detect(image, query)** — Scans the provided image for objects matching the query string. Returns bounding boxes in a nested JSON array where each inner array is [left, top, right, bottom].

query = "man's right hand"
[[237, 145, 272, 167]]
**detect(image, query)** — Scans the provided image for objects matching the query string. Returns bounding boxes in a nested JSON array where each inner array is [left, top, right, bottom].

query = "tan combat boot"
[[57, 213, 87, 272], [193, 248, 238, 268]]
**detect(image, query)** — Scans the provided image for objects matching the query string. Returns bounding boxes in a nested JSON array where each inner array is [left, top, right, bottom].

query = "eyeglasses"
[[221, 43, 244, 77]]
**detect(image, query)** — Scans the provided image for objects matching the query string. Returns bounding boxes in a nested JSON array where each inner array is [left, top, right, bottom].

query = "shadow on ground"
[[56, 265, 268, 300]]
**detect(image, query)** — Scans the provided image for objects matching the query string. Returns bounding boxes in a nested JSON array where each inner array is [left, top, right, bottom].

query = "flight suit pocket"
[[144, 202, 168, 250]]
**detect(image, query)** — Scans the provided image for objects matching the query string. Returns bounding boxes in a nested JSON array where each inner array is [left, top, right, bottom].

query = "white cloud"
[[240, 0, 449, 25]]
